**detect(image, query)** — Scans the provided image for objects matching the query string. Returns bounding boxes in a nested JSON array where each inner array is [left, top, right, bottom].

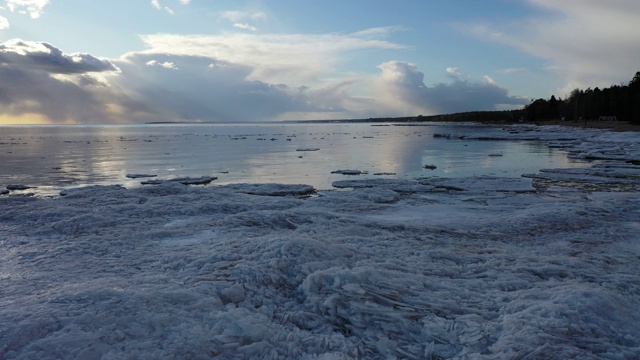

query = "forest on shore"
[[522, 71, 640, 123]]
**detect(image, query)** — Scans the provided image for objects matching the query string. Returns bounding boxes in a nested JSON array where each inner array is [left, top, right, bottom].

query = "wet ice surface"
[[0, 124, 640, 359]]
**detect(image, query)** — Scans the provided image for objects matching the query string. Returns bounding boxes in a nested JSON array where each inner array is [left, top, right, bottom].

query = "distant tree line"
[[523, 71, 640, 124]]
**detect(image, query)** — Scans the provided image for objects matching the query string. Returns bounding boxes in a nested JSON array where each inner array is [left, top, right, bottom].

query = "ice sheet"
[[1, 125, 640, 359]]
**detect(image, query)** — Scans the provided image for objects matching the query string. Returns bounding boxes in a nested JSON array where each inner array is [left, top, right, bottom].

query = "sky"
[[0, 0, 639, 124]]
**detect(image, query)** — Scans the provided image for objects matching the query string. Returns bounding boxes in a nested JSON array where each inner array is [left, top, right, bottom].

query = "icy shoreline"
[[1, 124, 640, 359]]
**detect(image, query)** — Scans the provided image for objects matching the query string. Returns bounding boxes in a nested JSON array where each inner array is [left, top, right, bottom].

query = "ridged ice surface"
[[1, 125, 640, 359]]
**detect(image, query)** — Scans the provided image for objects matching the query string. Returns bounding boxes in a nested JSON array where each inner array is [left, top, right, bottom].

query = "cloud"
[[145, 59, 177, 69], [468, 0, 640, 92], [0, 14, 9, 29], [371, 61, 529, 116], [233, 23, 257, 32], [5, 0, 49, 19], [0, 39, 324, 123], [348, 26, 406, 38], [483, 75, 497, 85], [220, 10, 267, 23], [0, 39, 126, 123], [0, 35, 530, 125], [151, 0, 188, 15], [111, 53, 321, 123], [497, 68, 527, 75], [219, 10, 266, 32], [446, 67, 463, 76], [0, 39, 118, 74], [135, 29, 407, 85]]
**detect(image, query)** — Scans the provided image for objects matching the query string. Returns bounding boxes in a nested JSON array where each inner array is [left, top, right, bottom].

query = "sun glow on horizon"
[[0, 113, 77, 125]]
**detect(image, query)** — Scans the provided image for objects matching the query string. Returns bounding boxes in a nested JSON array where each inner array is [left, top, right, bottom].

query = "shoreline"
[[490, 119, 640, 132]]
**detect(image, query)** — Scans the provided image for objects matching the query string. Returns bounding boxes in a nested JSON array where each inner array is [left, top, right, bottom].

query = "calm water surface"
[[0, 123, 588, 196]]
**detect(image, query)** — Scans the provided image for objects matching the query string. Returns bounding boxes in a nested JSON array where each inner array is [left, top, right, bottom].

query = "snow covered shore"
[[1, 125, 640, 359]]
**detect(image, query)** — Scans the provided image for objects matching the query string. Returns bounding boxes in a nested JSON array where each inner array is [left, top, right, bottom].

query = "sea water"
[[0, 122, 588, 196]]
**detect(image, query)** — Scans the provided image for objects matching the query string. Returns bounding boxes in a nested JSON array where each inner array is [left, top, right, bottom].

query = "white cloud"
[[371, 61, 529, 115], [497, 68, 526, 75], [5, 0, 49, 19], [349, 26, 405, 38], [446, 67, 460, 75], [219, 10, 266, 32], [484, 75, 497, 85], [220, 10, 267, 23], [133, 30, 407, 85], [0, 39, 118, 74], [445, 67, 471, 81], [150, 0, 175, 15], [233, 23, 257, 32], [146, 59, 177, 69], [179, 0, 190, 4], [0, 15, 9, 29], [469, 0, 640, 92]]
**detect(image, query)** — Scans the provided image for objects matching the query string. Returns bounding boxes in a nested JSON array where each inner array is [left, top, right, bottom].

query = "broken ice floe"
[[126, 174, 158, 179], [418, 176, 537, 193], [331, 169, 366, 175], [218, 183, 316, 197], [140, 176, 216, 186], [523, 163, 640, 191], [6, 184, 35, 191], [433, 124, 640, 192], [332, 177, 537, 194], [1, 178, 639, 358]]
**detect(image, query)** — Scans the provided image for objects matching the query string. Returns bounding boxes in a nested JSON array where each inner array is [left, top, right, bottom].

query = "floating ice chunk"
[[6, 184, 34, 191], [522, 164, 640, 191], [418, 176, 536, 193], [219, 183, 316, 196], [333, 178, 415, 189], [331, 169, 366, 175], [332, 178, 434, 193], [141, 176, 216, 186], [126, 174, 157, 179]]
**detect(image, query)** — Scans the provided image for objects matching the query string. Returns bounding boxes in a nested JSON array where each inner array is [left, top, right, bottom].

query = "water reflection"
[[0, 123, 589, 196]]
